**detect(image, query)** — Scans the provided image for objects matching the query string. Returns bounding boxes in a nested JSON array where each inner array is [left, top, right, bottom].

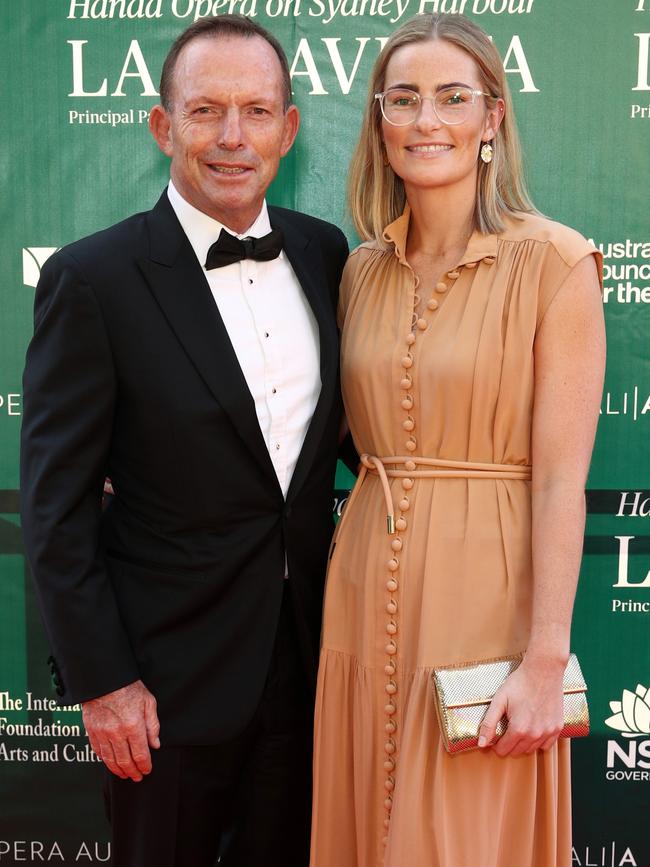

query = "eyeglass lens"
[[381, 87, 477, 126]]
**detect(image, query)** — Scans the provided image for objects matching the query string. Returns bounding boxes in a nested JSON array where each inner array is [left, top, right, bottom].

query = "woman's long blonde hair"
[[348, 13, 537, 241]]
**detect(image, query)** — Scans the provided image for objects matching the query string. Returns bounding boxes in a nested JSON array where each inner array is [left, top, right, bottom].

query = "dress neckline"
[[382, 204, 498, 271]]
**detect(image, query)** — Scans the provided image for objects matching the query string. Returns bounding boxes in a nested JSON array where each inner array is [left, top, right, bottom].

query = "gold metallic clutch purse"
[[432, 652, 589, 755]]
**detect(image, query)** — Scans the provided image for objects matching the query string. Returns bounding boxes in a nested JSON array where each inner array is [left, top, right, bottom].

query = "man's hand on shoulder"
[[82, 680, 160, 781]]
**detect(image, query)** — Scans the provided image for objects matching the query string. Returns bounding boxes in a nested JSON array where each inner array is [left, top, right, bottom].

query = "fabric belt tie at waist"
[[358, 454, 532, 535]]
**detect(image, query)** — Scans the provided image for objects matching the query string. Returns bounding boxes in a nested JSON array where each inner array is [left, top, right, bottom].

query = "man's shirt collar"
[[166, 180, 277, 270]]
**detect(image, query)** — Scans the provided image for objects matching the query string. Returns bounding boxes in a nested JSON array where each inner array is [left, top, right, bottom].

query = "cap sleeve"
[[536, 230, 603, 328]]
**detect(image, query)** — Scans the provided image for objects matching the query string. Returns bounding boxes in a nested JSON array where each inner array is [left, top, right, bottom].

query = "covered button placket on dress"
[[374, 218, 498, 854], [380, 258, 468, 851]]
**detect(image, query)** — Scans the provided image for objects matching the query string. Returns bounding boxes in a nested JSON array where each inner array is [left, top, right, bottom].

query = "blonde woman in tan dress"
[[311, 13, 605, 867]]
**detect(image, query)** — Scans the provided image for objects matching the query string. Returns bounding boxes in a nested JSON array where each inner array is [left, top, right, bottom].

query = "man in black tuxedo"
[[20, 15, 348, 867]]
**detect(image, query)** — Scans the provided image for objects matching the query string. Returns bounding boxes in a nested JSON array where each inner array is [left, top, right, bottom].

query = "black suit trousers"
[[104, 583, 313, 867]]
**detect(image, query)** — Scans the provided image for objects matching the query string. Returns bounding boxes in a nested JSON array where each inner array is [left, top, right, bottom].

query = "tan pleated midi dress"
[[310, 208, 602, 867]]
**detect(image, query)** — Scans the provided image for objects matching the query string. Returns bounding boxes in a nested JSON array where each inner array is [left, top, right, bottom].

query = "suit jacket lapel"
[[138, 192, 281, 491], [269, 208, 339, 503]]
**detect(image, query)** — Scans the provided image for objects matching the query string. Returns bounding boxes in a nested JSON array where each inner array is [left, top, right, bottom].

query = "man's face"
[[150, 35, 299, 233]]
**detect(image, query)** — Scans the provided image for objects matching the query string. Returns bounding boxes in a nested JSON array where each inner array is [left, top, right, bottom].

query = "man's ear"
[[149, 105, 174, 157], [280, 104, 300, 158]]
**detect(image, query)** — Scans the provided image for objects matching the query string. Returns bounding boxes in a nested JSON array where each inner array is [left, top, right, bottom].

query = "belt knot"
[[358, 454, 532, 535]]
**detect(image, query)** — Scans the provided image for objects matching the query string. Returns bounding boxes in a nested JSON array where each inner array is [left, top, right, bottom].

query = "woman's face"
[[380, 39, 503, 196]]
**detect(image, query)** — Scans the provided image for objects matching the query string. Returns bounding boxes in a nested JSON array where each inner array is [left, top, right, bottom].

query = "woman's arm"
[[479, 253, 605, 757]]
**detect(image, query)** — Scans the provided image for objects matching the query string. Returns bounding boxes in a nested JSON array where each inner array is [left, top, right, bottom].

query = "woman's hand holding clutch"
[[478, 654, 566, 757]]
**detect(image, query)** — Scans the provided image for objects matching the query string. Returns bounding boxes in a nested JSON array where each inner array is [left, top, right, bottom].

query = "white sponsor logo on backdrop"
[[600, 388, 650, 422], [605, 683, 650, 782], [590, 239, 650, 304], [66, 34, 539, 98], [66, 0, 536, 20], [606, 684, 650, 737], [611, 494, 650, 612], [633, 33, 650, 93], [413, 0, 534, 13], [0, 840, 110, 862], [631, 26, 650, 117], [572, 843, 639, 866], [0, 394, 21, 417], [617, 492, 650, 518], [612, 533, 650, 592], [68, 108, 151, 126], [633, 0, 650, 128], [0, 691, 94, 767], [600, 387, 650, 420], [22, 248, 59, 288]]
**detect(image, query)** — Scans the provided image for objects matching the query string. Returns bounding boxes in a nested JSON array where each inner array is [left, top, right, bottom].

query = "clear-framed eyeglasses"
[[375, 86, 490, 127]]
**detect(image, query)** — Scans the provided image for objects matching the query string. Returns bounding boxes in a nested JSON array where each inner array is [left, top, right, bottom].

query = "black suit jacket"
[[20, 190, 349, 744]]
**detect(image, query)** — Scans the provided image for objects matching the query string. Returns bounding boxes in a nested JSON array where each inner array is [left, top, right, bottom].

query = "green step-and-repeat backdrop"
[[1, 0, 649, 864]]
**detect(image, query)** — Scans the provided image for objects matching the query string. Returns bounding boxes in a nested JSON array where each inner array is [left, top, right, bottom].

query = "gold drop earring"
[[480, 140, 494, 164]]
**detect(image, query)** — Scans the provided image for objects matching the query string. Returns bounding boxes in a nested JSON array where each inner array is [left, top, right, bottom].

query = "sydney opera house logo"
[[605, 684, 650, 737], [22, 247, 59, 288]]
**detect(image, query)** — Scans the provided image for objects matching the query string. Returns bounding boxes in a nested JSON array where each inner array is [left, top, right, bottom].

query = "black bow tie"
[[204, 227, 284, 270]]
